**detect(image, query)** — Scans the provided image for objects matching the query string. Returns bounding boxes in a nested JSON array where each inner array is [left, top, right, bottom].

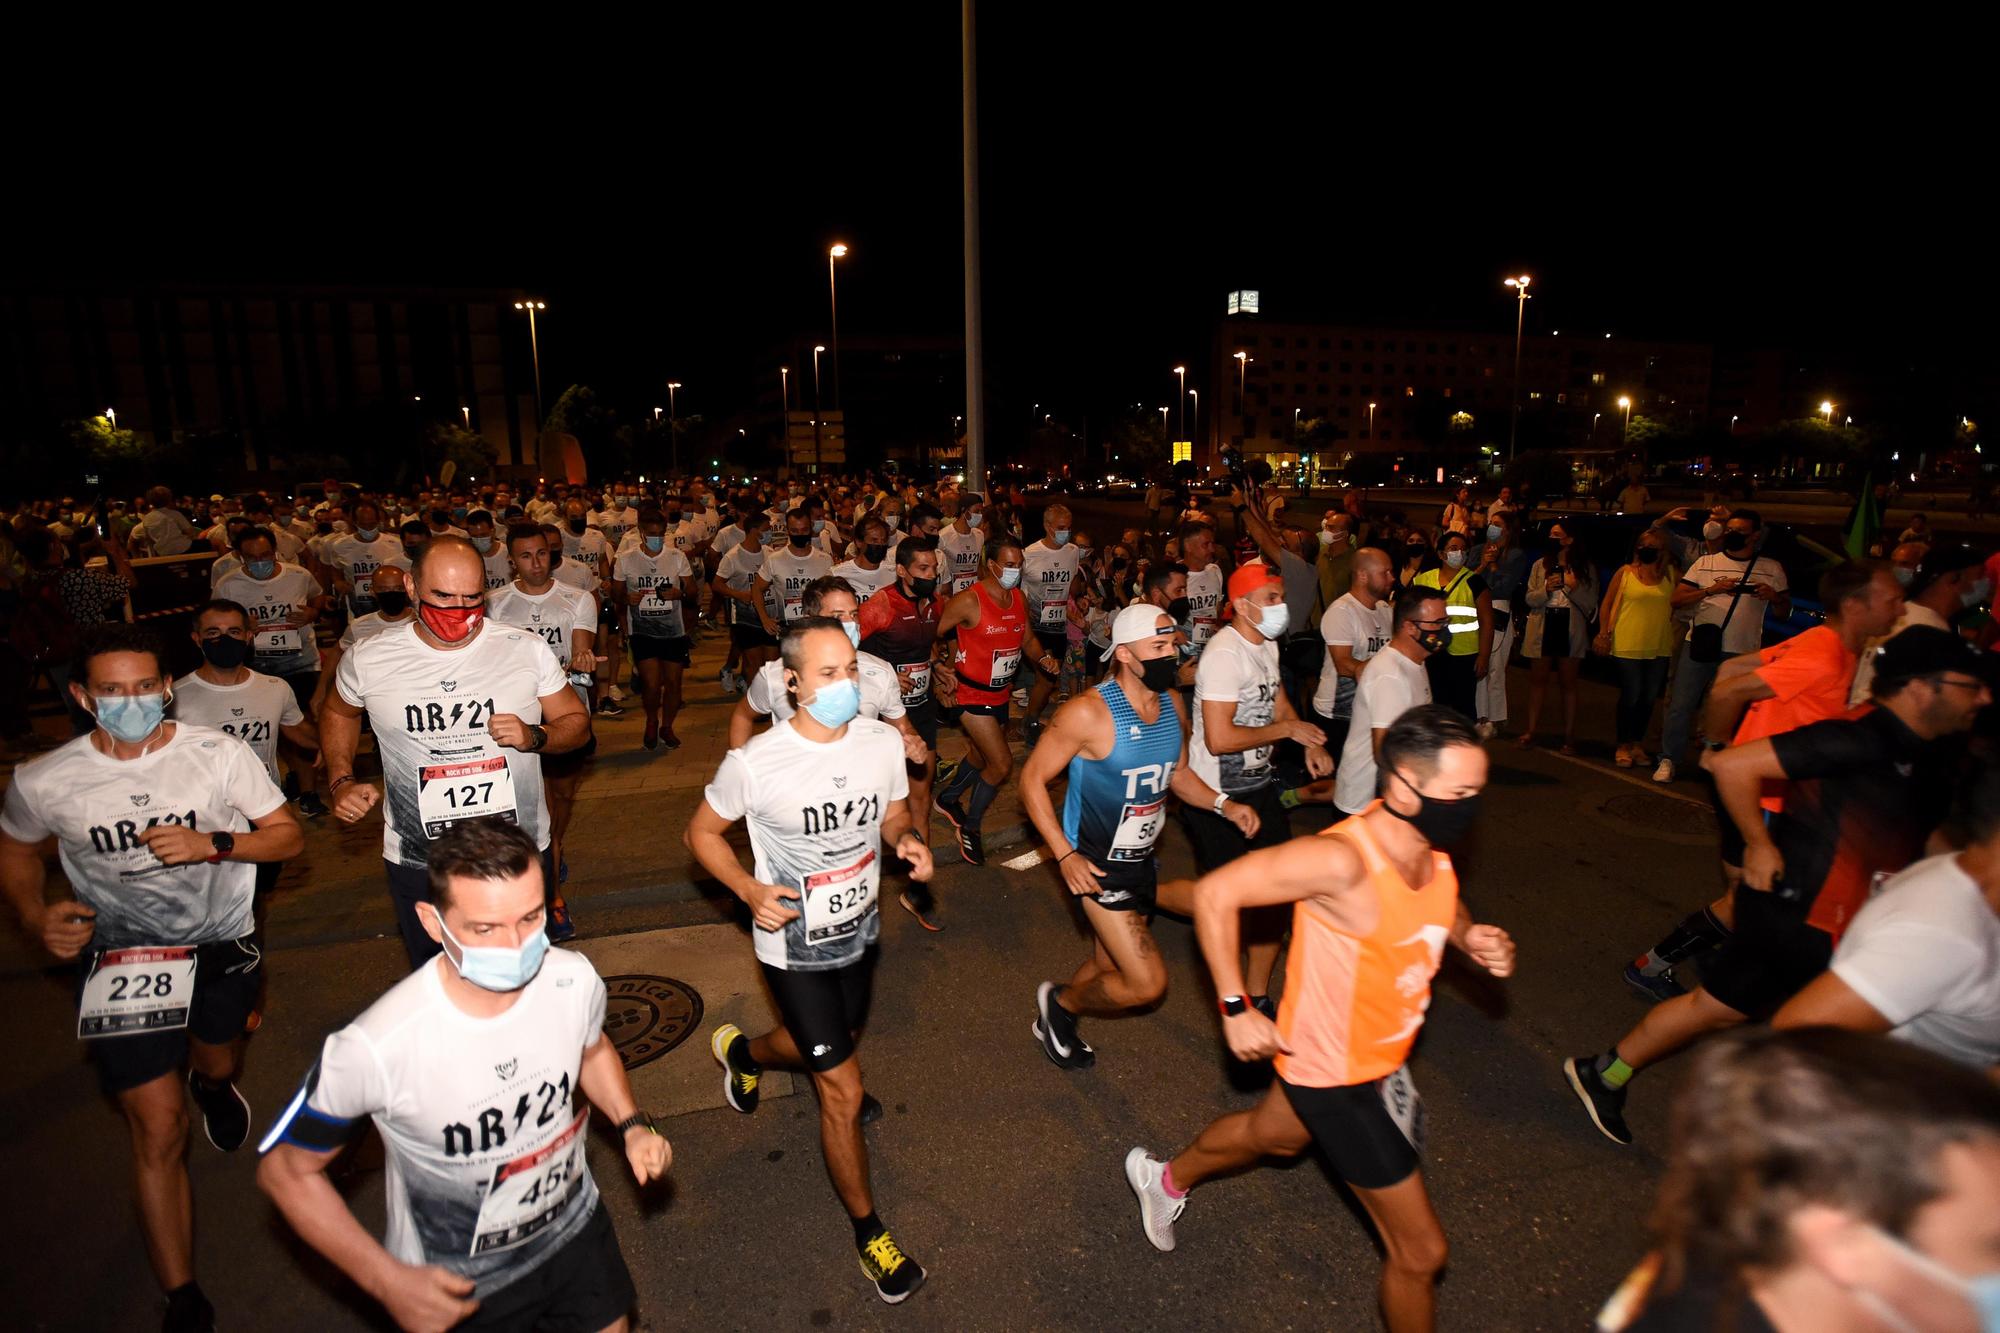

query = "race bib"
[[782, 594, 804, 621], [1380, 1065, 1426, 1155], [418, 755, 518, 838], [801, 849, 878, 948], [1037, 599, 1069, 628], [469, 1109, 589, 1256], [253, 627, 299, 657], [895, 662, 932, 706], [989, 646, 1021, 689], [632, 589, 684, 636], [1107, 797, 1168, 862], [78, 946, 198, 1039], [1190, 617, 1218, 646]]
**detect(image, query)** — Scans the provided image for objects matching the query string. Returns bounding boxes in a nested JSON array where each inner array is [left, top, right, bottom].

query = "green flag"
[[1842, 472, 1880, 558]]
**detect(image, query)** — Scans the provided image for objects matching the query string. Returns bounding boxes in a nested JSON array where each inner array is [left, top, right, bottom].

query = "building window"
[[1483, 367, 1495, 378], [1318, 337, 1330, 349], [1295, 383, 1307, 395], [1342, 339, 1354, 351], [1363, 339, 1376, 351], [1404, 341, 1417, 353], [1318, 360, 1330, 372], [1591, 372, 1605, 385], [1340, 362, 1350, 372], [1556, 392, 1567, 404], [1340, 385, 1351, 397], [1271, 359, 1286, 370], [1338, 406, 1351, 417], [1443, 387, 1453, 399], [1404, 386, 1415, 397], [1529, 391, 1542, 400], [1446, 343, 1457, 354], [1361, 362, 1373, 373]]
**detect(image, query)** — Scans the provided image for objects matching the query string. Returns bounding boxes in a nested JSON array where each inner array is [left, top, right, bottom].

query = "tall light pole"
[[1820, 399, 1836, 427], [1234, 351, 1250, 455], [812, 346, 827, 474], [1591, 411, 1601, 442], [1159, 406, 1169, 440], [1504, 274, 1531, 463], [461, 405, 471, 430], [1187, 389, 1198, 457], [1618, 395, 1633, 441], [512, 300, 547, 427], [828, 243, 848, 413], [105, 406, 116, 431], [1173, 365, 1186, 438], [1730, 414, 1739, 432], [667, 382, 683, 476], [1368, 401, 1377, 439]]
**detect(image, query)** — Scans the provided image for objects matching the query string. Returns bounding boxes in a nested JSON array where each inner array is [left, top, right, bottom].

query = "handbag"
[[1688, 558, 1755, 664]]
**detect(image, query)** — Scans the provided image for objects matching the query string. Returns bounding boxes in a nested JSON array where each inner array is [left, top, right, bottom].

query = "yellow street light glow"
[[1505, 274, 1531, 289], [830, 243, 848, 258], [814, 345, 827, 353], [1820, 400, 1834, 413], [1617, 396, 1632, 409]]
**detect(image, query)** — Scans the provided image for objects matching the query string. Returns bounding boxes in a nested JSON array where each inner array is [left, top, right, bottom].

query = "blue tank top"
[[1061, 678, 1183, 887]]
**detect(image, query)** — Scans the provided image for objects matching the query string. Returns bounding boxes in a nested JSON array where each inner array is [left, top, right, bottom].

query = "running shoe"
[[858, 1227, 927, 1304], [546, 895, 576, 943], [185, 1070, 251, 1152], [663, 730, 682, 750], [1563, 1056, 1634, 1145], [296, 791, 328, 818], [860, 1092, 884, 1126], [1621, 963, 1684, 1003], [711, 1023, 761, 1113], [596, 697, 626, 718], [899, 886, 943, 932], [1022, 717, 1044, 749], [162, 1281, 216, 1333], [1651, 758, 1675, 784], [1033, 982, 1094, 1069], [935, 796, 984, 865], [1124, 1147, 1186, 1252]]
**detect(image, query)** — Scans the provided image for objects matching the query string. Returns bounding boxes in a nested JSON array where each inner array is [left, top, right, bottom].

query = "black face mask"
[[906, 575, 937, 599], [1166, 596, 1192, 622], [789, 533, 812, 551], [567, 517, 587, 535], [1635, 546, 1662, 565], [403, 543, 425, 559], [1406, 542, 1429, 562], [1722, 532, 1752, 555], [1415, 626, 1450, 655], [666, 511, 682, 524], [864, 543, 889, 563], [1387, 772, 1482, 848], [1137, 655, 1180, 692], [200, 637, 250, 670], [375, 591, 411, 616], [315, 521, 333, 535]]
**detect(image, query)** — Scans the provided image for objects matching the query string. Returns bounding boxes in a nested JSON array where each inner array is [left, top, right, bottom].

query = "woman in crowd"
[[1594, 530, 1679, 767], [1518, 520, 1597, 754]]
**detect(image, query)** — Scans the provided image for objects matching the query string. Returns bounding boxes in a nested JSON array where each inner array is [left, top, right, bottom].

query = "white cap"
[[1100, 602, 1177, 661]]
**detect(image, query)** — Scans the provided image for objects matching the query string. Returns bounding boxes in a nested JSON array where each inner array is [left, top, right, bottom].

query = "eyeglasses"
[[1928, 676, 1986, 693]]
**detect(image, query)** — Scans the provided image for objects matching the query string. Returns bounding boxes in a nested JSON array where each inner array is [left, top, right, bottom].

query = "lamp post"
[[1504, 274, 1532, 463], [105, 406, 116, 431], [512, 300, 547, 427], [1173, 365, 1186, 439], [828, 243, 848, 413], [1730, 414, 1739, 432], [667, 382, 683, 476], [1591, 411, 1601, 442], [1159, 406, 1169, 440], [1820, 400, 1836, 427], [461, 405, 471, 430], [812, 346, 827, 475], [1187, 388, 1198, 457], [1618, 395, 1633, 441], [1368, 401, 1377, 439]]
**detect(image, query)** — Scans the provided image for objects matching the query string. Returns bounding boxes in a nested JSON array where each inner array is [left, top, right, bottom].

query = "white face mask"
[[1856, 1223, 2000, 1333], [1444, 549, 1466, 569]]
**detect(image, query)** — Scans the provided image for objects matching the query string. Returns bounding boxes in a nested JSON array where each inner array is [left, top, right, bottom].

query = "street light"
[[812, 346, 827, 474], [779, 366, 790, 414], [512, 300, 547, 426], [1368, 401, 1377, 439], [1504, 274, 1532, 462], [1187, 388, 1198, 452], [1618, 395, 1633, 440], [1730, 415, 1739, 432], [1591, 411, 1602, 441], [104, 406, 116, 431], [461, 405, 471, 430], [1820, 399, 1836, 426], [667, 381, 683, 475], [1173, 365, 1186, 438], [827, 243, 849, 413]]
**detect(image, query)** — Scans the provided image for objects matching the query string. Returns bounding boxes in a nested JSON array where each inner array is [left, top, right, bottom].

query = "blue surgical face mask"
[[999, 566, 1022, 589], [433, 912, 549, 992], [1486, 524, 1503, 543], [246, 558, 277, 579], [93, 692, 168, 743], [842, 620, 862, 648], [471, 535, 493, 555], [1255, 602, 1291, 639], [644, 535, 665, 554], [356, 527, 380, 542], [1862, 1223, 2000, 1333], [1444, 549, 1466, 569], [967, 511, 984, 528], [812, 518, 827, 534], [801, 675, 861, 728], [1053, 528, 1071, 546], [452, 506, 469, 522]]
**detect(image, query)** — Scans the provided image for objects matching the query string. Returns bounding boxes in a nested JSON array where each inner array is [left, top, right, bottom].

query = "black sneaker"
[[860, 1092, 884, 1127], [1250, 995, 1278, 1022], [185, 1071, 251, 1152], [858, 1227, 927, 1304], [711, 1024, 760, 1113], [1563, 1055, 1633, 1145], [936, 796, 984, 865], [899, 886, 943, 932], [596, 697, 626, 718], [162, 1281, 215, 1333], [295, 791, 328, 818], [1032, 981, 1094, 1069], [1621, 963, 1684, 1003]]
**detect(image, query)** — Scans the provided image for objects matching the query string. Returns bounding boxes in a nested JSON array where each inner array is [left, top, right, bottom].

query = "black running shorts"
[[1279, 1075, 1420, 1190], [762, 949, 876, 1072], [1179, 783, 1291, 873], [1699, 888, 1833, 1019], [905, 697, 940, 752], [77, 935, 263, 1095], [630, 634, 692, 666], [458, 1202, 636, 1333], [957, 701, 1009, 722], [731, 623, 778, 651], [1034, 628, 1068, 660]]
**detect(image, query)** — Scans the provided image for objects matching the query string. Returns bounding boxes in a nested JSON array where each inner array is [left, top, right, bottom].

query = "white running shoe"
[[1124, 1147, 1186, 1252], [1652, 758, 1675, 784]]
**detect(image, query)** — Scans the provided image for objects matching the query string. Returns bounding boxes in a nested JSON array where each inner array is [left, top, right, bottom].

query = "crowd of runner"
[[1, 468, 1996, 1332]]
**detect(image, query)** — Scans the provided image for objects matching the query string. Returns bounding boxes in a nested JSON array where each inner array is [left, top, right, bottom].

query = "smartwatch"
[[1218, 995, 1248, 1017], [528, 723, 549, 752], [1212, 793, 1229, 815], [614, 1112, 655, 1137], [207, 831, 235, 864]]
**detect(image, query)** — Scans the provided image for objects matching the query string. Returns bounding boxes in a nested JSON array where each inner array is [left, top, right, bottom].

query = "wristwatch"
[[1218, 995, 1248, 1017], [207, 832, 235, 864], [528, 723, 549, 752], [1212, 793, 1229, 815], [614, 1112, 655, 1137]]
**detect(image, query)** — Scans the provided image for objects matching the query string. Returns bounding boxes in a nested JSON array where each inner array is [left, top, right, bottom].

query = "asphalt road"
[[0, 497, 1732, 1331]]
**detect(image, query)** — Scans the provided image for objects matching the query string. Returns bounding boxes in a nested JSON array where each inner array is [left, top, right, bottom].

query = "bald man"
[[320, 538, 593, 965], [1311, 546, 1396, 760]]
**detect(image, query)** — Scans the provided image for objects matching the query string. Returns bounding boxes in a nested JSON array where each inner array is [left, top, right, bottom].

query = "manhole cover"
[[603, 974, 704, 1071], [1602, 792, 1718, 837]]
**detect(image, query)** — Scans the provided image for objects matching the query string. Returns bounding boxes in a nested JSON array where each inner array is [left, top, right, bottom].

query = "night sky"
[[21, 12, 1991, 430]]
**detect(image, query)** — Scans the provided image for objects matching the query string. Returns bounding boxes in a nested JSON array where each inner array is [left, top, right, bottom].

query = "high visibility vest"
[[1415, 566, 1480, 656]]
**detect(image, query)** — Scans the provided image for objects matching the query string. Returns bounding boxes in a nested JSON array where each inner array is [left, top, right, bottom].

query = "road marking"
[[1527, 746, 1713, 808], [1001, 846, 1053, 870]]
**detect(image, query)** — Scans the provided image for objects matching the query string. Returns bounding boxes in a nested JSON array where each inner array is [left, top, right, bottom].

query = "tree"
[[545, 385, 622, 479], [426, 422, 498, 485]]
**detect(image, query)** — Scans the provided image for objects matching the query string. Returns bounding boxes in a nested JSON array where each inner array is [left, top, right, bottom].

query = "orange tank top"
[[1273, 805, 1459, 1088]]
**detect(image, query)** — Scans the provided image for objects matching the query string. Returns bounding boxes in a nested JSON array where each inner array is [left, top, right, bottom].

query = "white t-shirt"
[[831, 559, 898, 603], [712, 523, 745, 560], [334, 621, 568, 866], [339, 611, 417, 652], [1189, 625, 1282, 796], [702, 717, 910, 971], [1313, 592, 1394, 718], [591, 507, 634, 550], [551, 559, 599, 598], [1336, 646, 1433, 814], [613, 546, 694, 639], [171, 670, 305, 785], [1021, 539, 1082, 633], [558, 525, 610, 581], [477, 544, 514, 593], [213, 563, 324, 676], [0, 726, 283, 949], [1682, 552, 1788, 656], [1831, 853, 2000, 1070], [209, 552, 243, 589], [138, 507, 197, 555], [1186, 563, 1226, 648], [327, 534, 407, 614], [759, 547, 836, 623], [276, 949, 608, 1296], [716, 541, 778, 625], [488, 583, 598, 687], [938, 525, 984, 596], [744, 655, 906, 725]]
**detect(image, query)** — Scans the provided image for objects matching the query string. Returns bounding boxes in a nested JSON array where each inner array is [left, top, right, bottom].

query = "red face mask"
[[419, 601, 483, 643]]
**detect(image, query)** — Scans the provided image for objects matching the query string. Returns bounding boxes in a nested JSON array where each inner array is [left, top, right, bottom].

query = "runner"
[[465, 509, 513, 593], [712, 509, 776, 694], [932, 534, 1061, 865], [755, 508, 837, 635], [1019, 604, 1257, 1068], [731, 577, 925, 760], [558, 498, 618, 719], [857, 537, 947, 927], [1312, 546, 1396, 759], [612, 508, 695, 751], [937, 492, 986, 597], [212, 525, 329, 713], [258, 818, 667, 1333], [312, 565, 417, 713], [489, 523, 601, 899], [686, 617, 935, 1304], [1, 622, 304, 1333], [1125, 706, 1514, 1333], [831, 515, 899, 602], [1179, 520, 1227, 653], [322, 536, 593, 966], [1336, 587, 1449, 817], [326, 499, 406, 618], [1019, 503, 1083, 743]]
